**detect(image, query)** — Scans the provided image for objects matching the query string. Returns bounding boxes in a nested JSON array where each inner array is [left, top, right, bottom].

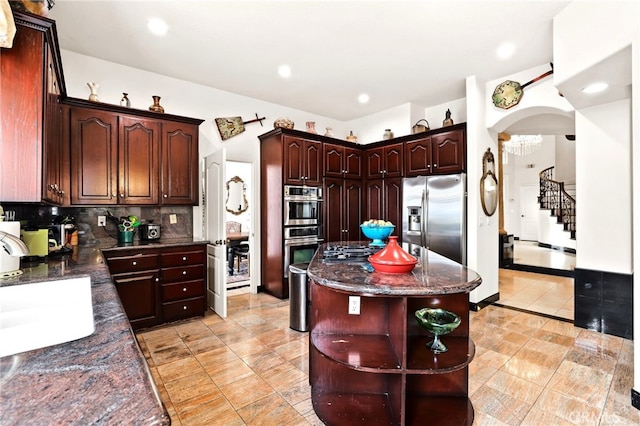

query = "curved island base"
[[307, 243, 482, 426]]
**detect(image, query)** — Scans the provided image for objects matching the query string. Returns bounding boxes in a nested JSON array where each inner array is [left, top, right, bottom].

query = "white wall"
[[344, 98, 468, 146], [575, 99, 632, 273], [424, 98, 467, 135], [466, 75, 499, 305], [345, 103, 412, 144], [554, 136, 576, 185]]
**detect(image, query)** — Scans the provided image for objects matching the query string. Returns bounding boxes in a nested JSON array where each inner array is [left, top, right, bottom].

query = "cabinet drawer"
[[163, 297, 205, 322], [106, 253, 159, 274], [162, 279, 204, 302], [161, 250, 205, 267], [161, 264, 204, 283]]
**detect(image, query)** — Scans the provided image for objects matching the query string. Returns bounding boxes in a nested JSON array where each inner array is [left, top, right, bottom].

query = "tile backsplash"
[[0, 203, 193, 245]]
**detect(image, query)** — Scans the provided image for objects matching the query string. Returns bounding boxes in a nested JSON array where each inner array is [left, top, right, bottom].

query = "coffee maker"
[[48, 224, 66, 252]]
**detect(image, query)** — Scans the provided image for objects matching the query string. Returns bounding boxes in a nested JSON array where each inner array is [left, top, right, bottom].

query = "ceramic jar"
[[368, 236, 418, 273], [346, 131, 357, 143], [383, 129, 394, 140], [306, 121, 317, 134]]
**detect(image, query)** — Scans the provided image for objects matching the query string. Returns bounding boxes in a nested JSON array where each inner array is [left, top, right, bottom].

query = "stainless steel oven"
[[284, 185, 322, 226], [284, 225, 321, 240], [283, 237, 322, 278]]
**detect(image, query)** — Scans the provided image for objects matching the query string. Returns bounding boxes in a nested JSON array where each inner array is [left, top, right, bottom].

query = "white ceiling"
[[48, 0, 574, 122]]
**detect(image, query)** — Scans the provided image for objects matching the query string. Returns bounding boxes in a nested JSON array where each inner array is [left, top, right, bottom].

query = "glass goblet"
[[415, 308, 461, 354]]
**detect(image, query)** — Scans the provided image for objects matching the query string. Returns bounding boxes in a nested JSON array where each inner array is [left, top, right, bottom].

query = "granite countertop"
[[0, 238, 208, 425], [307, 241, 482, 296]]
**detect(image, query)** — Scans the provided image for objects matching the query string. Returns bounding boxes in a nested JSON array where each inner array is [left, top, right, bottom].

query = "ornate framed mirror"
[[480, 148, 498, 216], [225, 176, 248, 215]]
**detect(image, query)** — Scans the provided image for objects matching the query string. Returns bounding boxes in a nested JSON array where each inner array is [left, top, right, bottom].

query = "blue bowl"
[[360, 225, 395, 246]]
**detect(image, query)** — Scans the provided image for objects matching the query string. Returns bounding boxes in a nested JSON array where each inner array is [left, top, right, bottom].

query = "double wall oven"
[[283, 185, 323, 277]]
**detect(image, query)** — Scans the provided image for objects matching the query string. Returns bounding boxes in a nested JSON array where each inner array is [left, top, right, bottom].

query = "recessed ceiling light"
[[358, 93, 370, 104], [582, 82, 609, 94], [147, 18, 169, 36], [278, 65, 292, 78], [496, 42, 516, 59]]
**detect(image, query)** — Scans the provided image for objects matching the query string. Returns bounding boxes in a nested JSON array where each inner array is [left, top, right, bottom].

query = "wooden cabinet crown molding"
[[259, 123, 466, 150], [62, 97, 204, 126], [12, 11, 67, 98]]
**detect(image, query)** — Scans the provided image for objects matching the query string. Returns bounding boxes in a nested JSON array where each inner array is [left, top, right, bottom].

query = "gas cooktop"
[[322, 244, 382, 263]]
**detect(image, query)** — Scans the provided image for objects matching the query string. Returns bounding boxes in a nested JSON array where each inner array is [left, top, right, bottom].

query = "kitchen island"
[[307, 242, 482, 426], [0, 238, 207, 426]]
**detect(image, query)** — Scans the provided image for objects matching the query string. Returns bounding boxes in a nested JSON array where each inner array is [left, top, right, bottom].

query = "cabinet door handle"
[[112, 192, 116, 197], [183, 305, 187, 310], [120, 193, 124, 197], [182, 270, 187, 275], [163, 194, 168, 198], [132, 261, 137, 266], [155, 277, 160, 282], [182, 256, 187, 261], [182, 287, 187, 292]]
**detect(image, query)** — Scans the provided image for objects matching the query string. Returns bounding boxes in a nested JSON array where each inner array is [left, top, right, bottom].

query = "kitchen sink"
[[0, 277, 94, 358]]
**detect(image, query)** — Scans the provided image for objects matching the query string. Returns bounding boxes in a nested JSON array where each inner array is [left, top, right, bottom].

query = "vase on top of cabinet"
[[149, 95, 164, 113]]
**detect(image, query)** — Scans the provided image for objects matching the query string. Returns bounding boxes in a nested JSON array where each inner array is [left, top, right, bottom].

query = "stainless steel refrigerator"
[[401, 173, 466, 265]]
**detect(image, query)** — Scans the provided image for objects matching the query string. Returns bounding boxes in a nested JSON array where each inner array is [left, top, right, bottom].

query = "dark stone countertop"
[[0, 238, 208, 426], [307, 241, 482, 296]]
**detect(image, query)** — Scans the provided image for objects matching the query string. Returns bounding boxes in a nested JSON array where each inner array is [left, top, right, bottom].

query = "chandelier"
[[502, 134, 543, 156]]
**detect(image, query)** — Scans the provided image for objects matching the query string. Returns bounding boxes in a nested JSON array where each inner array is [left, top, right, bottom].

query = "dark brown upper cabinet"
[[404, 125, 466, 176], [66, 99, 202, 206], [365, 142, 404, 179], [283, 136, 323, 186], [1, 12, 66, 203], [431, 127, 466, 175], [323, 143, 363, 179], [160, 121, 200, 205]]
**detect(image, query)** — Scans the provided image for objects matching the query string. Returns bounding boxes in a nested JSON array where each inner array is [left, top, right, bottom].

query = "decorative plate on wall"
[[491, 80, 522, 110]]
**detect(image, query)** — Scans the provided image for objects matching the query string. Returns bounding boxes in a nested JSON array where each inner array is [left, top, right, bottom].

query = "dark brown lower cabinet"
[[104, 244, 206, 330], [310, 282, 474, 425]]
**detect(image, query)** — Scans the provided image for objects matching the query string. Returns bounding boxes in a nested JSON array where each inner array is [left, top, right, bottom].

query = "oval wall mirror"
[[226, 176, 248, 215], [480, 148, 498, 216]]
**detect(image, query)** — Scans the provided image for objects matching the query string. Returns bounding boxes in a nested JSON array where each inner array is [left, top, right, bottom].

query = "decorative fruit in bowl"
[[360, 219, 395, 246], [414, 308, 461, 353], [368, 236, 418, 273]]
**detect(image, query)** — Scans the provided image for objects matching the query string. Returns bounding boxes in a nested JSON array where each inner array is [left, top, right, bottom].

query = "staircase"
[[539, 166, 576, 239]]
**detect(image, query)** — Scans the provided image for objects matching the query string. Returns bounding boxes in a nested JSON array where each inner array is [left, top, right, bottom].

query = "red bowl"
[[368, 257, 417, 274]]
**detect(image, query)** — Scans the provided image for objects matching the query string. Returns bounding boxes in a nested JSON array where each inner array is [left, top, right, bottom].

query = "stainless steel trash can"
[[289, 262, 310, 332]]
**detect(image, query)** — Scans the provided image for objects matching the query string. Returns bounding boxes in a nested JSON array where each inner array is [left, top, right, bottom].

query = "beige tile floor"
[[513, 240, 576, 271], [136, 285, 638, 425], [496, 241, 575, 321], [497, 269, 574, 321]]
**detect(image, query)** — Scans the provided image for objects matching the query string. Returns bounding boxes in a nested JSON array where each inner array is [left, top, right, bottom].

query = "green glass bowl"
[[414, 308, 461, 353]]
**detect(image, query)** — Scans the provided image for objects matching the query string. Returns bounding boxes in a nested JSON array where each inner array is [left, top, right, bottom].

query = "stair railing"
[[539, 166, 576, 238]]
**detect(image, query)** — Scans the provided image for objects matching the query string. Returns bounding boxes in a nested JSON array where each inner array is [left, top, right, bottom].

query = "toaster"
[[140, 223, 161, 240]]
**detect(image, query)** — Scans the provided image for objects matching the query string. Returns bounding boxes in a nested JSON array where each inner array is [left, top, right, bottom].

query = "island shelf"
[[307, 243, 481, 425]]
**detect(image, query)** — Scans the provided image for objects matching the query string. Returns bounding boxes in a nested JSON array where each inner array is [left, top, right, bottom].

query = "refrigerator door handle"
[[421, 188, 428, 248]]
